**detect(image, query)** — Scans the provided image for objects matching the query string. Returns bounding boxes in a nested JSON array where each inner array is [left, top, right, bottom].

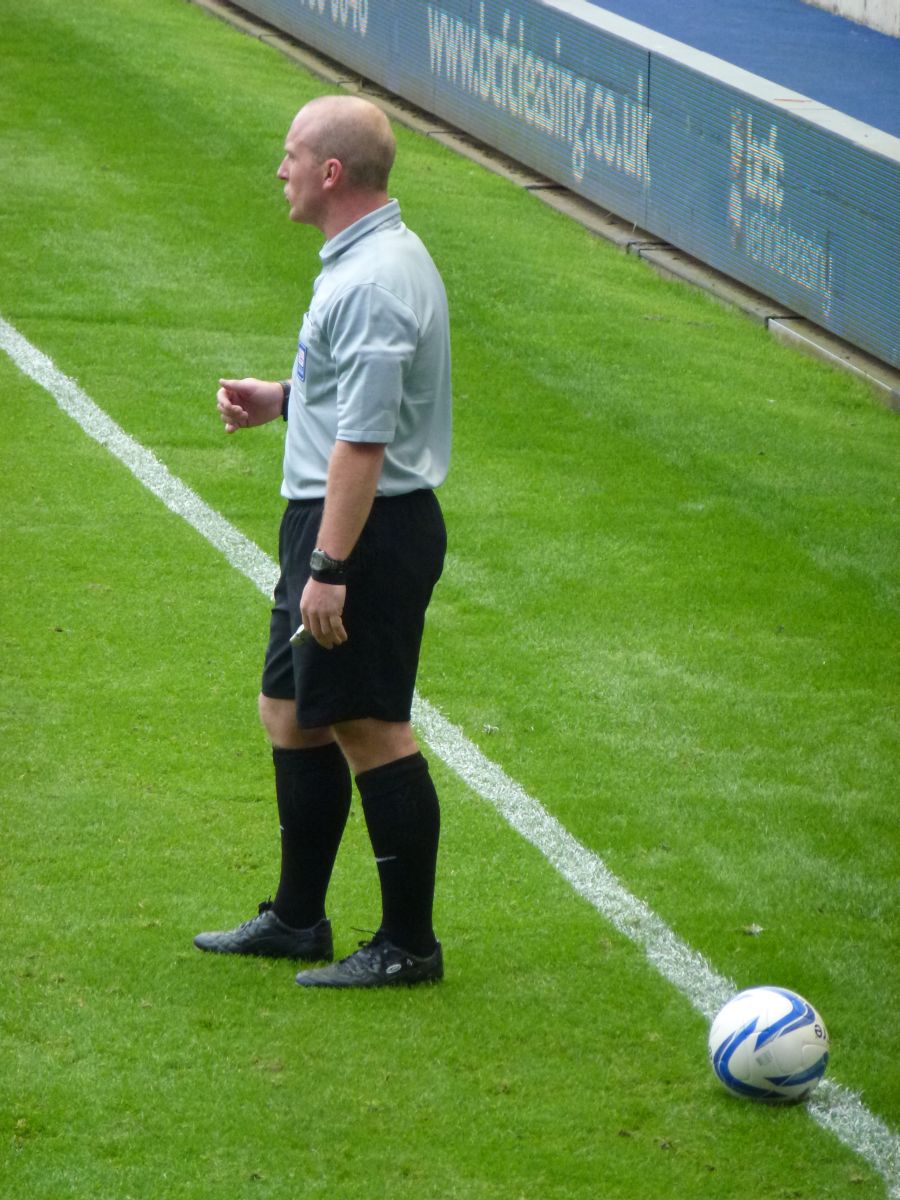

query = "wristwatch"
[[309, 547, 347, 584]]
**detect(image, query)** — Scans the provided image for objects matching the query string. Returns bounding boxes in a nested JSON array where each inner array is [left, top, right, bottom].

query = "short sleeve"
[[326, 284, 420, 444]]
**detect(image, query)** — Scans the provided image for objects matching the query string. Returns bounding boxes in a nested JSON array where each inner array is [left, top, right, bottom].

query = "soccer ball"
[[708, 986, 830, 1102]]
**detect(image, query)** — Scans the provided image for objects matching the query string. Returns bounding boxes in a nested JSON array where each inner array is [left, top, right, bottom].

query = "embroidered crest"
[[296, 341, 307, 383]]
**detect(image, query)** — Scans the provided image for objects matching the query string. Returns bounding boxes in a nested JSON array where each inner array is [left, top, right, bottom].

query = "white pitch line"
[[0, 318, 278, 599], [3, 314, 897, 1198]]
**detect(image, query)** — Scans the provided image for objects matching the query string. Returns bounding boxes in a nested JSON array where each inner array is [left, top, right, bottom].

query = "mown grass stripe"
[[3, 312, 897, 1198], [0, 318, 278, 599], [411, 696, 899, 1196]]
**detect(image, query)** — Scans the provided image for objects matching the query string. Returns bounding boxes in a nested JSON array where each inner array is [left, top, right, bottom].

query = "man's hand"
[[300, 578, 348, 649], [216, 378, 284, 433]]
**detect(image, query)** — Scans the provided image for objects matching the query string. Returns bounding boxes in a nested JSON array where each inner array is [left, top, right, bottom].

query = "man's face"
[[277, 112, 326, 226]]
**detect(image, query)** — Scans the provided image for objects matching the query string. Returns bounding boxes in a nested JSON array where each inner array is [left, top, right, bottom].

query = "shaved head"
[[293, 95, 396, 192]]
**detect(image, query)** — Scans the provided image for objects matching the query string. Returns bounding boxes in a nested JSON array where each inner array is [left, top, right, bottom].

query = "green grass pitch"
[[1, 0, 898, 1196]]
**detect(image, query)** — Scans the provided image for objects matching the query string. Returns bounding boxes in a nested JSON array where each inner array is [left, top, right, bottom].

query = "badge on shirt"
[[296, 341, 307, 383]]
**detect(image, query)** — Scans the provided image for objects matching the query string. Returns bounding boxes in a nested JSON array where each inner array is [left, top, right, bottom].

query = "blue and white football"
[[709, 986, 830, 1101]]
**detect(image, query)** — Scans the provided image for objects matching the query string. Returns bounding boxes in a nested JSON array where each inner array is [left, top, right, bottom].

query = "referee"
[[194, 95, 451, 988]]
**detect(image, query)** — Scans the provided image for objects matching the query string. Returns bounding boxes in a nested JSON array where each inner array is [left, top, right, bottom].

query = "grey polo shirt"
[[282, 200, 452, 500]]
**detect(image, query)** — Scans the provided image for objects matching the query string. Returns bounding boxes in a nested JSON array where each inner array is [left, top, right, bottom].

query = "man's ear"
[[322, 158, 343, 190]]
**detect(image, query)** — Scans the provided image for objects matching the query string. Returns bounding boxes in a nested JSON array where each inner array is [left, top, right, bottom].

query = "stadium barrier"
[[235, 0, 899, 370], [800, 0, 900, 38]]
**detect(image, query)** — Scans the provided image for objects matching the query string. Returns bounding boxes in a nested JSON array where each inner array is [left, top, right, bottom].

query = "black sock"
[[356, 752, 440, 958], [271, 742, 352, 930]]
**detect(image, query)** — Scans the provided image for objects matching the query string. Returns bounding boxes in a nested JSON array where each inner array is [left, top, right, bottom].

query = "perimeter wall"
[[239, 0, 899, 368], [800, 0, 900, 37]]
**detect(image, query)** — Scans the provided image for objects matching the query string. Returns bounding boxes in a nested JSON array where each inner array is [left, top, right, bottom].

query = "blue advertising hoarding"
[[239, 0, 900, 368]]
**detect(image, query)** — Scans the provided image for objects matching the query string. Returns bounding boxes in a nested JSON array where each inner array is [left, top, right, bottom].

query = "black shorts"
[[261, 490, 446, 728]]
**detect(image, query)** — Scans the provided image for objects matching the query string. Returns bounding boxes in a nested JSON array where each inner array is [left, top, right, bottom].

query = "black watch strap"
[[280, 380, 290, 421], [309, 547, 347, 584]]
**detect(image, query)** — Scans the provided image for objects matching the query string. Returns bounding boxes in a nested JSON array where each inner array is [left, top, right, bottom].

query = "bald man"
[[194, 96, 452, 988]]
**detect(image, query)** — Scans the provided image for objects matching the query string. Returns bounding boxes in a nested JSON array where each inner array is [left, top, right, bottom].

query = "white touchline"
[[3, 314, 897, 1197]]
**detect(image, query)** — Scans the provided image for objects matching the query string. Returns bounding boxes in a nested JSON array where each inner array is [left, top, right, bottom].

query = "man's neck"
[[320, 192, 390, 241]]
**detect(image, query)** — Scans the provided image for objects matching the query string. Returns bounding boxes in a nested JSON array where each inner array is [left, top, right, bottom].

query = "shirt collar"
[[319, 199, 402, 263]]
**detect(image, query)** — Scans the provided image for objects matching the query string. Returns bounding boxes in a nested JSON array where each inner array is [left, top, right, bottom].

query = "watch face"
[[310, 548, 343, 572]]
